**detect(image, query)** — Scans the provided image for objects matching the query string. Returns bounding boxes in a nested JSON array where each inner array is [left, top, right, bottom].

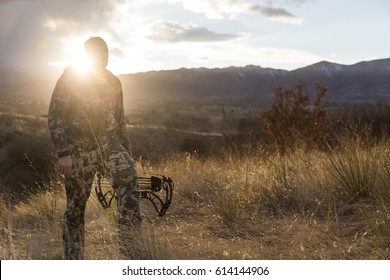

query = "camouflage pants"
[[63, 144, 141, 260]]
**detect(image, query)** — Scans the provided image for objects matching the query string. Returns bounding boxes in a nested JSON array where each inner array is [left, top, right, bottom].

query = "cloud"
[[0, 0, 312, 75], [147, 21, 241, 43], [110, 47, 126, 58], [266, 0, 313, 5], [249, 4, 304, 24], [169, 0, 304, 24], [0, 0, 125, 70]]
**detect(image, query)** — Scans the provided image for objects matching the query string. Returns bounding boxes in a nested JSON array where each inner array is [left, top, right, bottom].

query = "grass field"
[[1, 135, 390, 259], [1, 100, 390, 260]]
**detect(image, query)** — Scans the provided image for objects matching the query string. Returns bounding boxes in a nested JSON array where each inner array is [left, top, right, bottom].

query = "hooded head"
[[84, 37, 109, 70]]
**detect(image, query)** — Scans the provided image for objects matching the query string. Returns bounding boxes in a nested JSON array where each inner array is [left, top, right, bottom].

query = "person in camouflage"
[[48, 37, 141, 260]]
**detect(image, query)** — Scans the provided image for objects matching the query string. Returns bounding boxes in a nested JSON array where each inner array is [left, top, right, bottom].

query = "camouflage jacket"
[[48, 67, 130, 158]]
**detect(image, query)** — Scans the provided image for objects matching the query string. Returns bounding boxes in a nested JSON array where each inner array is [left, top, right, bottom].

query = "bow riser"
[[95, 175, 174, 216]]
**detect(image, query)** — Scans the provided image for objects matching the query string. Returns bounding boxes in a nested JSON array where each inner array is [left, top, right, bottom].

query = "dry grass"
[[1, 137, 390, 260]]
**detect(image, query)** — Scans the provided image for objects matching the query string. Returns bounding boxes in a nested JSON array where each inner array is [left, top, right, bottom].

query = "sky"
[[0, 0, 389, 76]]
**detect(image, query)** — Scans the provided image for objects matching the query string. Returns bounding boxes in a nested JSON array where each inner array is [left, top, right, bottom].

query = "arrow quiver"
[[95, 173, 174, 217]]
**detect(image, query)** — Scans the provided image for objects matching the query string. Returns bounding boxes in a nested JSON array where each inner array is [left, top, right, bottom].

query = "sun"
[[50, 34, 136, 75], [48, 36, 92, 74], [68, 50, 92, 75], [50, 36, 98, 74], [62, 37, 93, 74]]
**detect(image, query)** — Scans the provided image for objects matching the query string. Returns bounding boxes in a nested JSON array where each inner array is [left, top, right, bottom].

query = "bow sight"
[[95, 174, 174, 216]]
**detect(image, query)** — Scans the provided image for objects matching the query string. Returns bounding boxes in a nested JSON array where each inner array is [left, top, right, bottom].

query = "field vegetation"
[[1, 82, 390, 259]]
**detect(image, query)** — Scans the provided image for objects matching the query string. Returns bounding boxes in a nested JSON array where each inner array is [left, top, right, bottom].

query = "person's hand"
[[58, 155, 73, 175]]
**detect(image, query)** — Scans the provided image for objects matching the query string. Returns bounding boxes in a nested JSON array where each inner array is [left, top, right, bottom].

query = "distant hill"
[[0, 68, 59, 102], [119, 58, 390, 106], [1, 58, 390, 107], [280, 59, 390, 104]]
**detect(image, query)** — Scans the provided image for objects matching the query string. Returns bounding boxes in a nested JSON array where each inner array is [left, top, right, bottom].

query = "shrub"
[[260, 81, 336, 153], [324, 137, 379, 200]]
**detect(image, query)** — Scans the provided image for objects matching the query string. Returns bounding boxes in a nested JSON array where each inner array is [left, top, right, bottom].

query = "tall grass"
[[360, 201, 390, 246], [325, 142, 379, 200], [2, 134, 390, 259]]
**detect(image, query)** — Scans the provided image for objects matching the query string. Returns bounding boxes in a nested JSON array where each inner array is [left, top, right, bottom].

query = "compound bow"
[[95, 174, 174, 217]]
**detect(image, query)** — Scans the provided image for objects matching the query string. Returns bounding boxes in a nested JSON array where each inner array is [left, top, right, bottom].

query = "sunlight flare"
[[62, 36, 92, 74]]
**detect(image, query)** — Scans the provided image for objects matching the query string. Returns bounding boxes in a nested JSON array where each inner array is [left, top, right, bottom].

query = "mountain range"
[[119, 58, 390, 106], [1, 58, 389, 107]]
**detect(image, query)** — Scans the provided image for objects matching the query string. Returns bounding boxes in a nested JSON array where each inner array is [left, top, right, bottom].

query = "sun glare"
[[51, 35, 136, 75], [55, 36, 95, 74], [71, 50, 92, 74]]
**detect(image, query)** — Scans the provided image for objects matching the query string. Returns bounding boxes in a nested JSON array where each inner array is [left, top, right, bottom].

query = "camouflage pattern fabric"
[[48, 67, 141, 259], [48, 66, 130, 157]]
